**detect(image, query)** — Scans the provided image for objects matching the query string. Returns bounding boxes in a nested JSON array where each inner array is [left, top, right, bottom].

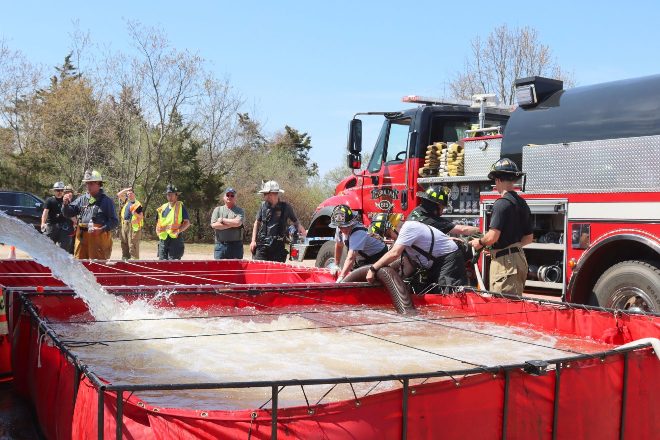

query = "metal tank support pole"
[[501, 371, 510, 440], [401, 379, 410, 440], [116, 390, 124, 440], [271, 385, 278, 440], [619, 352, 629, 440], [552, 363, 561, 440], [98, 387, 105, 440]]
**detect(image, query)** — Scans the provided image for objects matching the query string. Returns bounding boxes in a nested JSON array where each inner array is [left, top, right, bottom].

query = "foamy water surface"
[[50, 304, 611, 410]]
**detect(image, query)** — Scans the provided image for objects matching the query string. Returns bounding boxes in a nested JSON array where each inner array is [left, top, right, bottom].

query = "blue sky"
[[2, 1, 659, 176]]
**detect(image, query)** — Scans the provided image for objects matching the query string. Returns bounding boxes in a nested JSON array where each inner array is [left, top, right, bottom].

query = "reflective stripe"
[[157, 202, 183, 240], [121, 201, 144, 231]]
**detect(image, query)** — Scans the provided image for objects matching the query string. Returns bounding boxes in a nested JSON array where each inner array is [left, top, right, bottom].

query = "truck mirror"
[[347, 153, 362, 169], [347, 119, 362, 153]]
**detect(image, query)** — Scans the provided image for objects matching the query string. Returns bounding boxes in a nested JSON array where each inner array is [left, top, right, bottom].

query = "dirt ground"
[[0, 241, 316, 267]]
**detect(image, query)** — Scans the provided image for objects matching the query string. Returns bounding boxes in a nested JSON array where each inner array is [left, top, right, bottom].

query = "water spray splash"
[[0, 210, 127, 319]]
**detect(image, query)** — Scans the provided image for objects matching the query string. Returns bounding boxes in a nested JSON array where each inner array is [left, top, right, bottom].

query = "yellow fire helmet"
[[370, 212, 403, 237], [388, 213, 403, 229]]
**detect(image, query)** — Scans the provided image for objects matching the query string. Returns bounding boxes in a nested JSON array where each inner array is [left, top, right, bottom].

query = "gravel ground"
[[1, 241, 316, 267]]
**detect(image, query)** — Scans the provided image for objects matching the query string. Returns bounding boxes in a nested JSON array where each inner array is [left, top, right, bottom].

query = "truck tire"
[[592, 260, 660, 313], [314, 240, 346, 268]]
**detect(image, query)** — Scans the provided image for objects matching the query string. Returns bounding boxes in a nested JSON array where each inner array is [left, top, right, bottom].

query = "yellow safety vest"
[[156, 201, 183, 240], [121, 200, 144, 232]]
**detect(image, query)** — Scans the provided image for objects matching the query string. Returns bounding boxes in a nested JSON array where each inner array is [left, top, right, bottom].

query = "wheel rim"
[[607, 286, 656, 313]]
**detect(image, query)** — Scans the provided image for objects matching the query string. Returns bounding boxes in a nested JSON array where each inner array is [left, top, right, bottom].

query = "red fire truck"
[[293, 74, 660, 311]]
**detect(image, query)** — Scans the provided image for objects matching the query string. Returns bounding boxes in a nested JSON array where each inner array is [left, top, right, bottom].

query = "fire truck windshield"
[[367, 118, 411, 172]]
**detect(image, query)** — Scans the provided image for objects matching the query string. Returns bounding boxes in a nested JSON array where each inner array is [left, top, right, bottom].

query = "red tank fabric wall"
[[65, 351, 658, 439], [9, 290, 660, 439], [0, 259, 337, 289]]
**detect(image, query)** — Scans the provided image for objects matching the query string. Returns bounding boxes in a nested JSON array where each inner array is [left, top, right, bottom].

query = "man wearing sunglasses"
[[211, 187, 245, 259], [40, 181, 74, 251]]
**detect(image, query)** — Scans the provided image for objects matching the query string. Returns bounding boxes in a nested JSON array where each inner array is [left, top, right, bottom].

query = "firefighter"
[[250, 180, 306, 262], [367, 214, 467, 291], [469, 158, 533, 295], [40, 181, 75, 252], [409, 186, 480, 236], [63, 184, 77, 254], [155, 184, 191, 260], [329, 205, 388, 282], [117, 187, 144, 260], [62, 170, 118, 260], [210, 187, 245, 259]]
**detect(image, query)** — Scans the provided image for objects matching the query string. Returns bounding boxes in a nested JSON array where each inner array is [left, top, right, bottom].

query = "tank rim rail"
[[9, 287, 658, 440]]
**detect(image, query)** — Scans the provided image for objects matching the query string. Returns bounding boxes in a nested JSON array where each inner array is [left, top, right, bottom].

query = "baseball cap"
[[225, 187, 236, 194]]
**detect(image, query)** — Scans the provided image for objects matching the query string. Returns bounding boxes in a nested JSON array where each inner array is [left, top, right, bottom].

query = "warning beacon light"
[[514, 76, 564, 108]]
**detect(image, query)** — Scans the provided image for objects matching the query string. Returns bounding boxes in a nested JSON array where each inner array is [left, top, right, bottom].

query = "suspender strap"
[[411, 225, 440, 263]]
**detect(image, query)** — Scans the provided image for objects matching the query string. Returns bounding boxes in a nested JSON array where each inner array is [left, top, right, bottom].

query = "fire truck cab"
[[291, 98, 510, 265]]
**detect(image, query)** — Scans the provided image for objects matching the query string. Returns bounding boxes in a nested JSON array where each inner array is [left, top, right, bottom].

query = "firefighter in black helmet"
[[409, 186, 480, 236], [469, 158, 533, 295], [329, 205, 388, 282]]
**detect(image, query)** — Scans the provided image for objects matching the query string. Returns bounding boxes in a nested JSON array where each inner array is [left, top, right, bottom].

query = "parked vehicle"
[[295, 74, 660, 312], [0, 190, 44, 230]]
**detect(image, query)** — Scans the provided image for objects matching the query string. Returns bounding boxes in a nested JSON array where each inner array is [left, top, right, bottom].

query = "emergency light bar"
[[402, 95, 469, 106]]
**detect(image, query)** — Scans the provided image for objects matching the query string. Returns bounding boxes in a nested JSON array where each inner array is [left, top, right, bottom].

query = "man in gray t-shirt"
[[367, 217, 467, 292], [210, 187, 245, 259]]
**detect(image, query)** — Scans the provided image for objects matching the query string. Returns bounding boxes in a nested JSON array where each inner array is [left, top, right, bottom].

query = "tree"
[[193, 75, 242, 178], [35, 55, 108, 187], [449, 25, 573, 105], [271, 125, 318, 177], [125, 20, 203, 214]]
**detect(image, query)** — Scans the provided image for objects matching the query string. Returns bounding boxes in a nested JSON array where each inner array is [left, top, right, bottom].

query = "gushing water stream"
[[0, 211, 127, 319]]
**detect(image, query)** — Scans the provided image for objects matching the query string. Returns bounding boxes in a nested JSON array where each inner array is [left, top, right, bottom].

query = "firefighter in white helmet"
[[250, 180, 306, 262], [62, 170, 118, 259]]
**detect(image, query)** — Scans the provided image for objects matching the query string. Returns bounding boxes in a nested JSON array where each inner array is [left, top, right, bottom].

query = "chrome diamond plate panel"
[[464, 138, 502, 176], [524, 135, 660, 193]]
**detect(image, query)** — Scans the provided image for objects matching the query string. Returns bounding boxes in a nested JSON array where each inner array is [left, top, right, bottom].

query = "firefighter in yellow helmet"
[[155, 184, 191, 260], [117, 187, 144, 259], [62, 170, 118, 260]]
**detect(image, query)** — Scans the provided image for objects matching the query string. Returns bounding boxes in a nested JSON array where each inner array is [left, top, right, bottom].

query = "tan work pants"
[[74, 227, 113, 260], [489, 243, 528, 296], [120, 220, 142, 260]]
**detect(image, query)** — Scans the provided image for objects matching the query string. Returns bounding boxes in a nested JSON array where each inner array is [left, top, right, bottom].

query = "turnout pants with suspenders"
[[407, 225, 467, 293]]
